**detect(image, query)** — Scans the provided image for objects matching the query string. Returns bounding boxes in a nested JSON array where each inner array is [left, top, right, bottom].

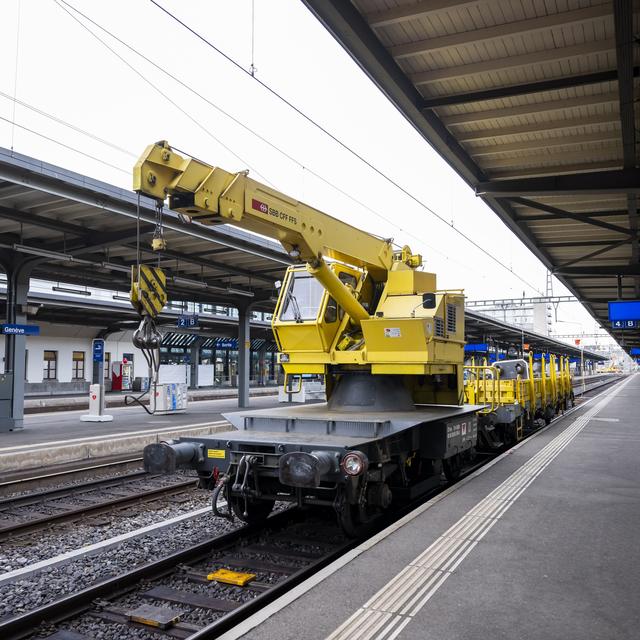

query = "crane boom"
[[133, 140, 465, 410], [133, 141, 420, 279]]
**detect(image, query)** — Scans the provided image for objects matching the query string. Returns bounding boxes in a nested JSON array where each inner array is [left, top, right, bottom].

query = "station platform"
[[23, 385, 278, 414], [225, 374, 640, 640], [0, 395, 282, 474]]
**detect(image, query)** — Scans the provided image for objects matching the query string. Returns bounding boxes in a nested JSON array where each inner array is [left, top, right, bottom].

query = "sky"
[[0, 0, 614, 347]]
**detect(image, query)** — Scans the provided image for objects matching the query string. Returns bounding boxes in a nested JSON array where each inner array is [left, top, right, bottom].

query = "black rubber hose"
[[212, 475, 233, 521]]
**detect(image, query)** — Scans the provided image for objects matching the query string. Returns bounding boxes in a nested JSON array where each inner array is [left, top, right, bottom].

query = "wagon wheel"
[[443, 454, 463, 482], [335, 489, 379, 538]]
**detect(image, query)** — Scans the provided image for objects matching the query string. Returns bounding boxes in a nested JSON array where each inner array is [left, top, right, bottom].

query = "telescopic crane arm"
[[133, 142, 421, 322]]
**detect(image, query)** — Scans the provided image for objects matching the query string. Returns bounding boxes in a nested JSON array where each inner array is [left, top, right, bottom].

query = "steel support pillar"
[[237, 307, 250, 408], [0, 255, 37, 431], [189, 339, 202, 390]]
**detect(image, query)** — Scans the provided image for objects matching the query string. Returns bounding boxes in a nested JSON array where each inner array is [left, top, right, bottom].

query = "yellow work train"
[[464, 353, 574, 451]]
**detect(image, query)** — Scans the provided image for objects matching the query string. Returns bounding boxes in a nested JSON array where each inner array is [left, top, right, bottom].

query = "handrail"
[[463, 365, 500, 413], [528, 352, 535, 409]]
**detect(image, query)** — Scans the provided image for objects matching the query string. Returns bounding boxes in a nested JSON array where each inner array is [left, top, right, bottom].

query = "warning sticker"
[[384, 328, 402, 338], [207, 449, 226, 459]]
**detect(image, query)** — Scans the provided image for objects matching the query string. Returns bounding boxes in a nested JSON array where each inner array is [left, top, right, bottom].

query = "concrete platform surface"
[[225, 374, 639, 640]]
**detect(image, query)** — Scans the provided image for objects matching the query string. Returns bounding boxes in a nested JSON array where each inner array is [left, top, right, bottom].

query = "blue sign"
[[1, 324, 39, 336], [92, 339, 105, 363], [464, 342, 489, 352], [216, 338, 238, 349], [608, 301, 640, 322], [177, 314, 199, 328], [611, 320, 637, 330], [630, 348, 640, 355]]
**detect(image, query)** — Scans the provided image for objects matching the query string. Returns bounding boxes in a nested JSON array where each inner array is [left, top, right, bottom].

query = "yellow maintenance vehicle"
[[464, 354, 573, 448], [136, 141, 482, 534]]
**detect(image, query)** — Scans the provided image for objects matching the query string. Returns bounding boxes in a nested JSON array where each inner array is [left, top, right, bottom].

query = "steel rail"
[[0, 508, 323, 640], [0, 474, 197, 539]]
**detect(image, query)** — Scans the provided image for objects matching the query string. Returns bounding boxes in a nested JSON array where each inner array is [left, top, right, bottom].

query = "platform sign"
[[464, 342, 489, 352], [1, 324, 39, 336], [177, 314, 199, 328], [611, 320, 638, 330], [92, 339, 105, 363], [608, 300, 640, 322]]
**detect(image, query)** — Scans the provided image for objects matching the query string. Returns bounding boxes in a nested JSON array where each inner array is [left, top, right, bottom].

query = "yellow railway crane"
[[136, 141, 480, 534]]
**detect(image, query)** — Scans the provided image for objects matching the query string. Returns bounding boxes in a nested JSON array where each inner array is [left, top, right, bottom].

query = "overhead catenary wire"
[[0, 114, 128, 174], [148, 0, 544, 296], [53, 0, 274, 188], [10, 0, 21, 151], [0, 90, 135, 158], [54, 0, 487, 275]]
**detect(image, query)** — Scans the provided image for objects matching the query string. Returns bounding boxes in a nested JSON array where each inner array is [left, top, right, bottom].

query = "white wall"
[[198, 364, 214, 387], [159, 364, 189, 385], [0, 324, 151, 384], [104, 330, 152, 379]]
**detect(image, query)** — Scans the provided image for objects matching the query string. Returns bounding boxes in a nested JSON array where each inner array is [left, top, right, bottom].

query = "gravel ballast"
[[0, 510, 243, 622]]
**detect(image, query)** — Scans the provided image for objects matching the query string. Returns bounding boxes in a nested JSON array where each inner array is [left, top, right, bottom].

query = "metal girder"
[[518, 209, 627, 222], [366, 0, 481, 28], [489, 160, 622, 180], [614, 0, 637, 170], [482, 144, 621, 170], [555, 265, 640, 276], [477, 169, 640, 196], [411, 39, 615, 86], [613, 0, 639, 295], [442, 91, 619, 127], [505, 198, 632, 235], [390, 5, 611, 60], [466, 295, 576, 307], [554, 240, 630, 270], [130, 244, 276, 285], [0, 203, 89, 237], [421, 68, 639, 109], [459, 113, 619, 142], [468, 131, 621, 156], [64, 225, 155, 255], [540, 239, 627, 248]]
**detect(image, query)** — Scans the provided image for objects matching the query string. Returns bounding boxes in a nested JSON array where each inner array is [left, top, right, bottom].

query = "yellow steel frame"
[[464, 353, 573, 417]]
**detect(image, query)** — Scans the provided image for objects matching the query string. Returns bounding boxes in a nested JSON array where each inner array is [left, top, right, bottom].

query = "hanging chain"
[[152, 200, 166, 256], [136, 191, 141, 281]]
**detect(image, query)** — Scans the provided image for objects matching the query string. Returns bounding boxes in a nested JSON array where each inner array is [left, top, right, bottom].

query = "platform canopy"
[[0, 147, 291, 311], [303, 0, 640, 352]]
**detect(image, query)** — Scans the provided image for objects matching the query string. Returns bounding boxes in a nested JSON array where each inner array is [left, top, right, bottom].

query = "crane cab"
[[272, 264, 371, 368]]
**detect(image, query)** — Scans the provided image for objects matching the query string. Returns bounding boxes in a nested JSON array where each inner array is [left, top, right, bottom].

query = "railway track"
[[1, 508, 351, 640], [0, 378, 625, 639], [0, 456, 144, 498], [0, 472, 197, 540]]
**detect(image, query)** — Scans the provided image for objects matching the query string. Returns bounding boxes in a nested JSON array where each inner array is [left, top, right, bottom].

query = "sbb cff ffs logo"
[[252, 198, 268, 214], [251, 198, 298, 225]]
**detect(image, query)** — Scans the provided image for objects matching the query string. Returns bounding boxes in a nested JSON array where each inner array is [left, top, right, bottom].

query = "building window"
[[104, 352, 111, 380], [43, 350, 57, 380], [72, 351, 85, 380]]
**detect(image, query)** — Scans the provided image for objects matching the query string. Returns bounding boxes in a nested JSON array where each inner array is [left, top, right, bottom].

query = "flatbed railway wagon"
[[464, 353, 573, 450]]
